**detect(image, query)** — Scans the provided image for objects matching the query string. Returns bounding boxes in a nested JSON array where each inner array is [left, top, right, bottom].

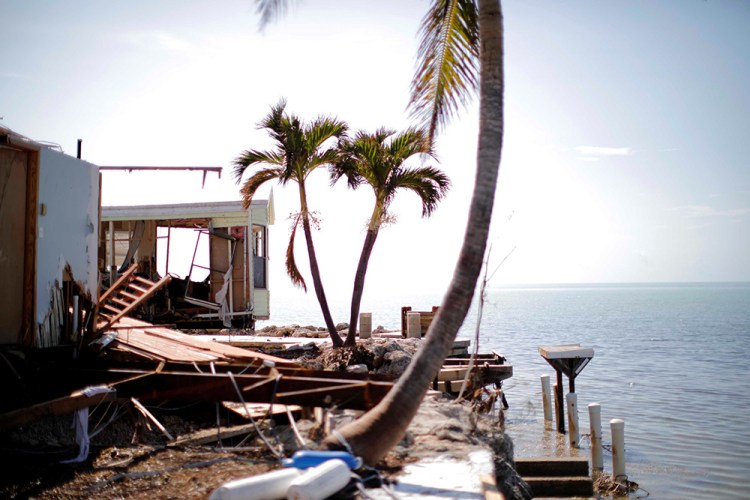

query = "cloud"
[[574, 146, 632, 157], [119, 32, 192, 52], [0, 71, 25, 79], [670, 205, 750, 218]]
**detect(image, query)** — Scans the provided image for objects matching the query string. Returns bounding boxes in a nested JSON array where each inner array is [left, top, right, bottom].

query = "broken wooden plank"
[[168, 422, 258, 448], [0, 388, 116, 432], [438, 365, 513, 382], [109, 370, 392, 411], [131, 397, 173, 441], [222, 401, 302, 421]]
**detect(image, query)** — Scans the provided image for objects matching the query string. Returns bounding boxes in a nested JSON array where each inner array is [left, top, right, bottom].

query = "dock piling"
[[553, 382, 563, 432], [610, 418, 626, 481], [541, 375, 552, 422], [588, 403, 603, 473], [359, 312, 372, 339], [566, 393, 579, 447], [406, 312, 421, 338]]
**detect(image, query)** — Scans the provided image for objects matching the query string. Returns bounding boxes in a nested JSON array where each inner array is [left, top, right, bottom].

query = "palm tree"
[[233, 99, 347, 347], [331, 128, 450, 347], [252, 0, 504, 464]]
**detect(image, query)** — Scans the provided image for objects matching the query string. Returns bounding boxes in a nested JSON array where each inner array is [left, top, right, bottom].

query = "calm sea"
[[258, 282, 750, 499]]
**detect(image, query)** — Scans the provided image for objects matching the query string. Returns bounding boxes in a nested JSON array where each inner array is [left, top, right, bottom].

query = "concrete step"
[[515, 457, 589, 477], [523, 475, 594, 497]]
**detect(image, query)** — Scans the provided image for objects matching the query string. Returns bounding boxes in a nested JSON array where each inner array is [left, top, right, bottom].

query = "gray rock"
[[345, 364, 369, 374]]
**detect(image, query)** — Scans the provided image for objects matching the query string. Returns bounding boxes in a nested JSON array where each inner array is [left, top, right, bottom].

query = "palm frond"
[[255, 0, 295, 31], [329, 138, 365, 189], [233, 149, 285, 182], [390, 165, 451, 217], [305, 116, 348, 151], [285, 216, 307, 291], [408, 0, 480, 142], [388, 128, 436, 163], [238, 166, 285, 208]]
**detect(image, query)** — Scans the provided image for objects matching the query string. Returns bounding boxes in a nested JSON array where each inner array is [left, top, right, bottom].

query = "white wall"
[[36, 148, 99, 323]]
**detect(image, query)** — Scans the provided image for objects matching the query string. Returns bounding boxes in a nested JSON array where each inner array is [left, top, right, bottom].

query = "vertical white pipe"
[[589, 403, 603, 472], [359, 312, 372, 339], [406, 312, 421, 338], [567, 393, 579, 447], [541, 375, 552, 422], [611, 418, 626, 481]]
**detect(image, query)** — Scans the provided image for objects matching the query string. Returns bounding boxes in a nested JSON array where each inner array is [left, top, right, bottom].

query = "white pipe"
[[541, 374, 552, 422], [567, 393, 579, 447], [611, 418, 626, 481], [286, 459, 351, 500], [359, 312, 372, 339], [406, 312, 421, 338], [209, 468, 301, 500], [588, 403, 603, 472]]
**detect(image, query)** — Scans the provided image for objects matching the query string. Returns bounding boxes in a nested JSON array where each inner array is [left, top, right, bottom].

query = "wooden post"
[[566, 393, 579, 447], [108, 220, 115, 284], [359, 312, 372, 339], [72, 295, 80, 339], [555, 370, 565, 433], [611, 418, 626, 481], [406, 312, 421, 338], [588, 403, 603, 473], [553, 383, 562, 433], [541, 374, 552, 422]]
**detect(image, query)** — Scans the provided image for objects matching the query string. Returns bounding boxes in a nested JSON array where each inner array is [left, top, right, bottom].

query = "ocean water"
[[258, 282, 750, 499]]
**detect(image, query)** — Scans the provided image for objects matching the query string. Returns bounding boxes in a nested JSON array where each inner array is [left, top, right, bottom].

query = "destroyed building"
[[100, 195, 274, 329], [1, 126, 99, 351]]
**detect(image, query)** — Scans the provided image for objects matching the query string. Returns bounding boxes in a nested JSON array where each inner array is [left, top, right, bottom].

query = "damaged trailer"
[[0, 126, 99, 352], [99, 197, 274, 330]]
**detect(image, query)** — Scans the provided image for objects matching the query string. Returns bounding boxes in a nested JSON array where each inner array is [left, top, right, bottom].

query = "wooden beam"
[[0, 389, 116, 432], [21, 150, 39, 346]]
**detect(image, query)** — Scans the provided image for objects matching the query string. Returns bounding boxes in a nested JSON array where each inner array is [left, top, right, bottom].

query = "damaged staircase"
[[515, 457, 594, 498], [96, 264, 171, 334]]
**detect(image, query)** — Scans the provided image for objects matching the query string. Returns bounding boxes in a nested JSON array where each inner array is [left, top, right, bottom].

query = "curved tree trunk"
[[322, 0, 503, 464], [344, 202, 384, 346], [298, 183, 343, 347], [344, 226, 380, 347]]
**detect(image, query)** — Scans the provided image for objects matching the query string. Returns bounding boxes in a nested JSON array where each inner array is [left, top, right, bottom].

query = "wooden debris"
[[131, 397, 173, 441], [169, 422, 261, 447]]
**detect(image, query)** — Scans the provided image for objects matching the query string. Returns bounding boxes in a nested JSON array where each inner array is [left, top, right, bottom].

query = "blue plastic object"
[[282, 450, 362, 470]]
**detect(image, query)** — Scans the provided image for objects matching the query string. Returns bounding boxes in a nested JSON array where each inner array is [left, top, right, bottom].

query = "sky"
[[2, 1, 749, 313]]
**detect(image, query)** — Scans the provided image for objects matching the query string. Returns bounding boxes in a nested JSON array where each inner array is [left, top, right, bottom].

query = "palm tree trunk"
[[298, 183, 343, 347], [322, 0, 503, 464], [344, 224, 380, 347]]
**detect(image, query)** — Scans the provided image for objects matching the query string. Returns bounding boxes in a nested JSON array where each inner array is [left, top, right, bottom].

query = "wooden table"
[[539, 344, 594, 433]]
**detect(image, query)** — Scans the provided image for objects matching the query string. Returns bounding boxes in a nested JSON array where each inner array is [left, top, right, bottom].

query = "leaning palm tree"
[[254, 0, 504, 465], [332, 128, 450, 347], [233, 99, 347, 347]]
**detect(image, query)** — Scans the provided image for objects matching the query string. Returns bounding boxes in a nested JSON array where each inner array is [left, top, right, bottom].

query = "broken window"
[[253, 225, 266, 289]]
